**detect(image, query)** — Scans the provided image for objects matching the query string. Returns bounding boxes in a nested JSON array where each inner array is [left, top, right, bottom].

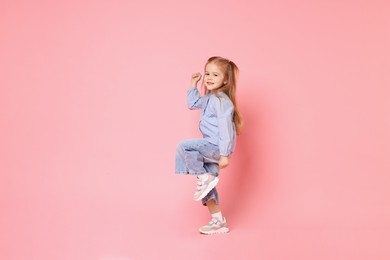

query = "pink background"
[[1, 0, 389, 259]]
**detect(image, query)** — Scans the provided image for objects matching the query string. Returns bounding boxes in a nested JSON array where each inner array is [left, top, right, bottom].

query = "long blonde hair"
[[204, 56, 243, 135]]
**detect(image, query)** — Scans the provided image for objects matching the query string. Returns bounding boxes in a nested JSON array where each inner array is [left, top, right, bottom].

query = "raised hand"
[[190, 72, 202, 87]]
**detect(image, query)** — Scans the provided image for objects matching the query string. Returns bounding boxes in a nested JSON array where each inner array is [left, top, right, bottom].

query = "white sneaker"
[[199, 217, 229, 235], [193, 175, 219, 201]]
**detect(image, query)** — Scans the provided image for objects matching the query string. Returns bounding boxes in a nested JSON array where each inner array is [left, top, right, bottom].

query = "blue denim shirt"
[[187, 87, 236, 156]]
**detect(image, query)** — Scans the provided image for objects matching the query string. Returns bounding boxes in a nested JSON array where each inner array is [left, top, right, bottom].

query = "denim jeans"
[[176, 138, 221, 206]]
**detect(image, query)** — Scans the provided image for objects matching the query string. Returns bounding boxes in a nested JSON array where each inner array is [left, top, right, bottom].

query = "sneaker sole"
[[199, 227, 230, 235], [194, 177, 219, 201]]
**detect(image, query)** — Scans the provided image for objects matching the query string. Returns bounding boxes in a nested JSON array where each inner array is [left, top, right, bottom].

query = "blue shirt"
[[187, 87, 236, 156]]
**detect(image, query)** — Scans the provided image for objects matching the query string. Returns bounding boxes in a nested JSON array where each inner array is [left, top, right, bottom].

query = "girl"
[[175, 56, 243, 235]]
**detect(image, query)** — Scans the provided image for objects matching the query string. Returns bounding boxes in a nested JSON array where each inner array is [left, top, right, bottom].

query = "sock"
[[212, 211, 223, 221]]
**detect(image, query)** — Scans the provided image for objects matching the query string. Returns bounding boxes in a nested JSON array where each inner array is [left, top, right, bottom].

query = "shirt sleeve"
[[211, 95, 235, 156], [187, 87, 203, 110]]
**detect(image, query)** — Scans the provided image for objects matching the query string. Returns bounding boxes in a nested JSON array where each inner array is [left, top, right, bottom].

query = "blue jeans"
[[176, 138, 221, 206]]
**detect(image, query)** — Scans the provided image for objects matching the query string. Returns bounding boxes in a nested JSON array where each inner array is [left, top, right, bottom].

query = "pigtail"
[[226, 61, 243, 135]]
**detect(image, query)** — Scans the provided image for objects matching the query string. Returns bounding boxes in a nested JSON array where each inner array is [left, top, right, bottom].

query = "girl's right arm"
[[187, 73, 203, 110]]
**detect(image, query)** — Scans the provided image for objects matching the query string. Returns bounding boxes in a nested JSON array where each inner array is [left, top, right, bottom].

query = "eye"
[[205, 72, 209, 76], [213, 73, 219, 77]]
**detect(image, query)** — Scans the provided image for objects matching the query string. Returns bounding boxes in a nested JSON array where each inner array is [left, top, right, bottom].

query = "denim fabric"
[[176, 138, 221, 205]]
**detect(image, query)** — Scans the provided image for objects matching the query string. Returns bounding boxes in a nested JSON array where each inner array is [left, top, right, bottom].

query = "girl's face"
[[204, 62, 225, 93]]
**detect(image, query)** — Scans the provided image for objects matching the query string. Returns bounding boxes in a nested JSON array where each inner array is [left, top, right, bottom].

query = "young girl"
[[175, 56, 243, 235]]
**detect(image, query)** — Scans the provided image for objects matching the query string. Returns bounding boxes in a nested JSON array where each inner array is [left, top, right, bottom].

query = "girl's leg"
[[176, 139, 220, 201], [175, 139, 218, 175], [206, 199, 221, 214], [199, 198, 229, 234], [206, 199, 224, 221]]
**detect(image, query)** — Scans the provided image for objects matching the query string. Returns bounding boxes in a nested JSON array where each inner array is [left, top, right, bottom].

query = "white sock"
[[212, 211, 223, 221]]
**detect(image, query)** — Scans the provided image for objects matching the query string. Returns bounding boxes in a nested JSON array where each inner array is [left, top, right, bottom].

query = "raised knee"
[[176, 142, 185, 153]]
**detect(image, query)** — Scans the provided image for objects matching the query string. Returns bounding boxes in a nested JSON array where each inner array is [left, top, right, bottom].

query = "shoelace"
[[196, 177, 205, 191], [208, 218, 220, 226]]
